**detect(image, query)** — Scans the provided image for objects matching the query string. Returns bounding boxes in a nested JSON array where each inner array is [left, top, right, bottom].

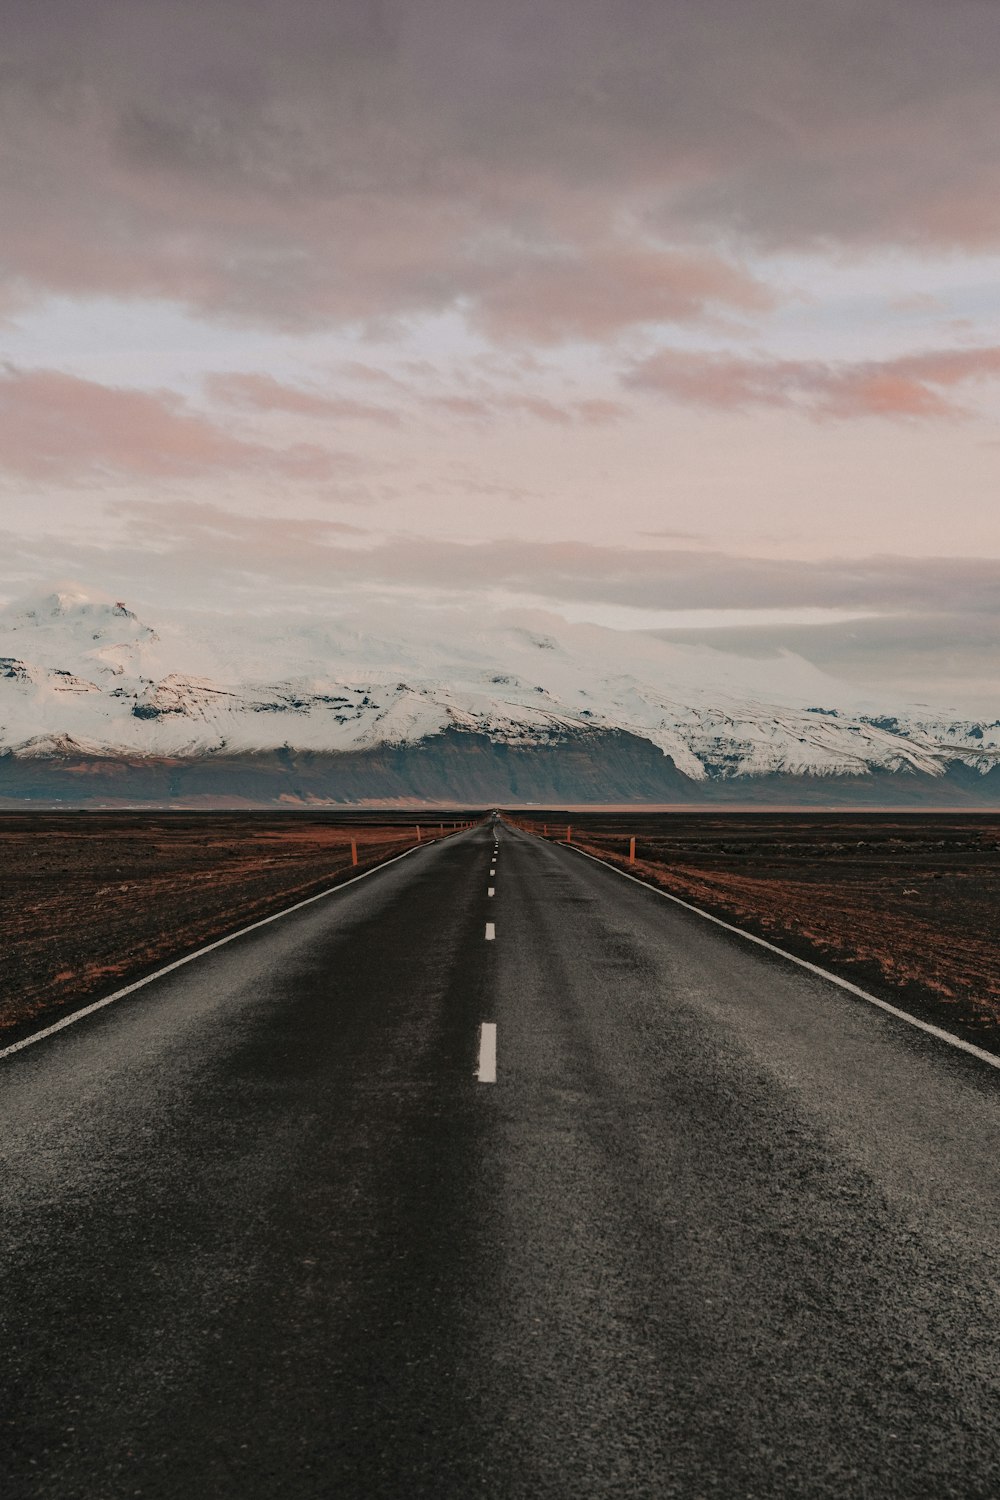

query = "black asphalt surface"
[[3, 822, 1000, 1498]]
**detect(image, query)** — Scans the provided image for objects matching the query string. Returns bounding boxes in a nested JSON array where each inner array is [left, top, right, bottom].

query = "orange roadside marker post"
[[629, 835, 636, 865], [416, 824, 422, 842], [567, 825, 572, 843], [350, 838, 358, 866]]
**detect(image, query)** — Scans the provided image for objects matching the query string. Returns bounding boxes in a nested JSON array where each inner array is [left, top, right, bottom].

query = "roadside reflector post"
[[567, 825, 572, 843], [543, 822, 548, 836], [416, 824, 422, 842], [629, 835, 636, 864], [350, 838, 358, 866]]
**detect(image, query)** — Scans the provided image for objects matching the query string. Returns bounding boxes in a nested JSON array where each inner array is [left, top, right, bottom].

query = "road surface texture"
[[3, 822, 1000, 1498]]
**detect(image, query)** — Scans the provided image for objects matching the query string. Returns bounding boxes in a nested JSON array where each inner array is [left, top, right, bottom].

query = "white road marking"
[[490, 867, 496, 876], [488, 887, 495, 897], [0, 833, 463, 1065], [477, 1022, 497, 1083], [560, 839, 1000, 1074], [485, 922, 496, 941]]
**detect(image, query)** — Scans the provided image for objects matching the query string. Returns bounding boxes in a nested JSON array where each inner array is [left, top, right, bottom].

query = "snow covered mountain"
[[1, 587, 998, 803]]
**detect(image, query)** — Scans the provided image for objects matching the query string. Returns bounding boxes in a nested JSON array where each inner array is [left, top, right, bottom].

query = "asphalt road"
[[3, 821, 1000, 1498]]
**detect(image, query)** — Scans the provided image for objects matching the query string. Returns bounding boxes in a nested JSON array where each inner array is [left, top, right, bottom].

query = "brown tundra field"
[[0, 811, 477, 1043], [513, 810, 1000, 1053]]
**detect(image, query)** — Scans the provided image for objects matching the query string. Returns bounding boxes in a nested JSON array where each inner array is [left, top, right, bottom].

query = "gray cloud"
[[5, 1, 1000, 334], [60, 503, 1000, 619], [648, 613, 1000, 716]]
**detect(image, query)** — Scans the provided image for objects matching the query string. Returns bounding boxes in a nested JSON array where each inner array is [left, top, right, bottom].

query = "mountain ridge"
[[1, 587, 998, 805]]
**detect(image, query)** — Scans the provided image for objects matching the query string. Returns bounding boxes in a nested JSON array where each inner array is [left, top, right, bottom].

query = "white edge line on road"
[[477, 1021, 497, 1083], [488, 887, 495, 897], [0, 832, 466, 1065], [553, 838, 1000, 1074], [485, 921, 496, 941]]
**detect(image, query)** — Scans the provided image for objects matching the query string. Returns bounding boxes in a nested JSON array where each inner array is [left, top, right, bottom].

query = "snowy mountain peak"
[[1, 586, 160, 682], [0, 585, 997, 791], [11, 585, 155, 629]]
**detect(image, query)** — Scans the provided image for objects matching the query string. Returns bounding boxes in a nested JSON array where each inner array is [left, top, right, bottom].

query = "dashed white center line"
[[477, 1022, 497, 1083], [485, 921, 496, 941], [490, 867, 495, 876], [488, 886, 495, 897]]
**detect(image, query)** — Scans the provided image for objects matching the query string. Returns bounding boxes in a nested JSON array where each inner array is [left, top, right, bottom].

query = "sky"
[[1, 0, 999, 710]]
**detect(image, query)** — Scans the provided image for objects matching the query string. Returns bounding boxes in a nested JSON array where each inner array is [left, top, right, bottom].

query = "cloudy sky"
[[2, 0, 999, 708]]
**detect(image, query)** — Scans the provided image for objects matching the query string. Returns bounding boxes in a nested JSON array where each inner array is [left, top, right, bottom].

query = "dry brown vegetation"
[[0, 812, 474, 1040], [514, 812, 1000, 1046]]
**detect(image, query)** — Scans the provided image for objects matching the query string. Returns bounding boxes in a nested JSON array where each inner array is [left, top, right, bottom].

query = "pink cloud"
[[205, 372, 401, 426], [470, 246, 772, 343], [428, 395, 494, 420], [340, 363, 409, 390], [0, 367, 346, 482], [502, 395, 574, 425], [426, 389, 627, 426], [574, 399, 628, 424], [626, 345, 1000, 420]]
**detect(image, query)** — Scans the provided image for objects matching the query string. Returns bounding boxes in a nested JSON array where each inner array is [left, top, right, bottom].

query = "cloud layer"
[[4, 2, 1000, 713], [627, 346, 1000, 420], [7, 0, 1000, 334], [0, 368, 343, 481], [34, 500, 1000, 619]]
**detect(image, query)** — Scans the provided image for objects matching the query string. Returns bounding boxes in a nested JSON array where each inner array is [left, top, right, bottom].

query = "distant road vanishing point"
[[3, 822, 1000, 1497]]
